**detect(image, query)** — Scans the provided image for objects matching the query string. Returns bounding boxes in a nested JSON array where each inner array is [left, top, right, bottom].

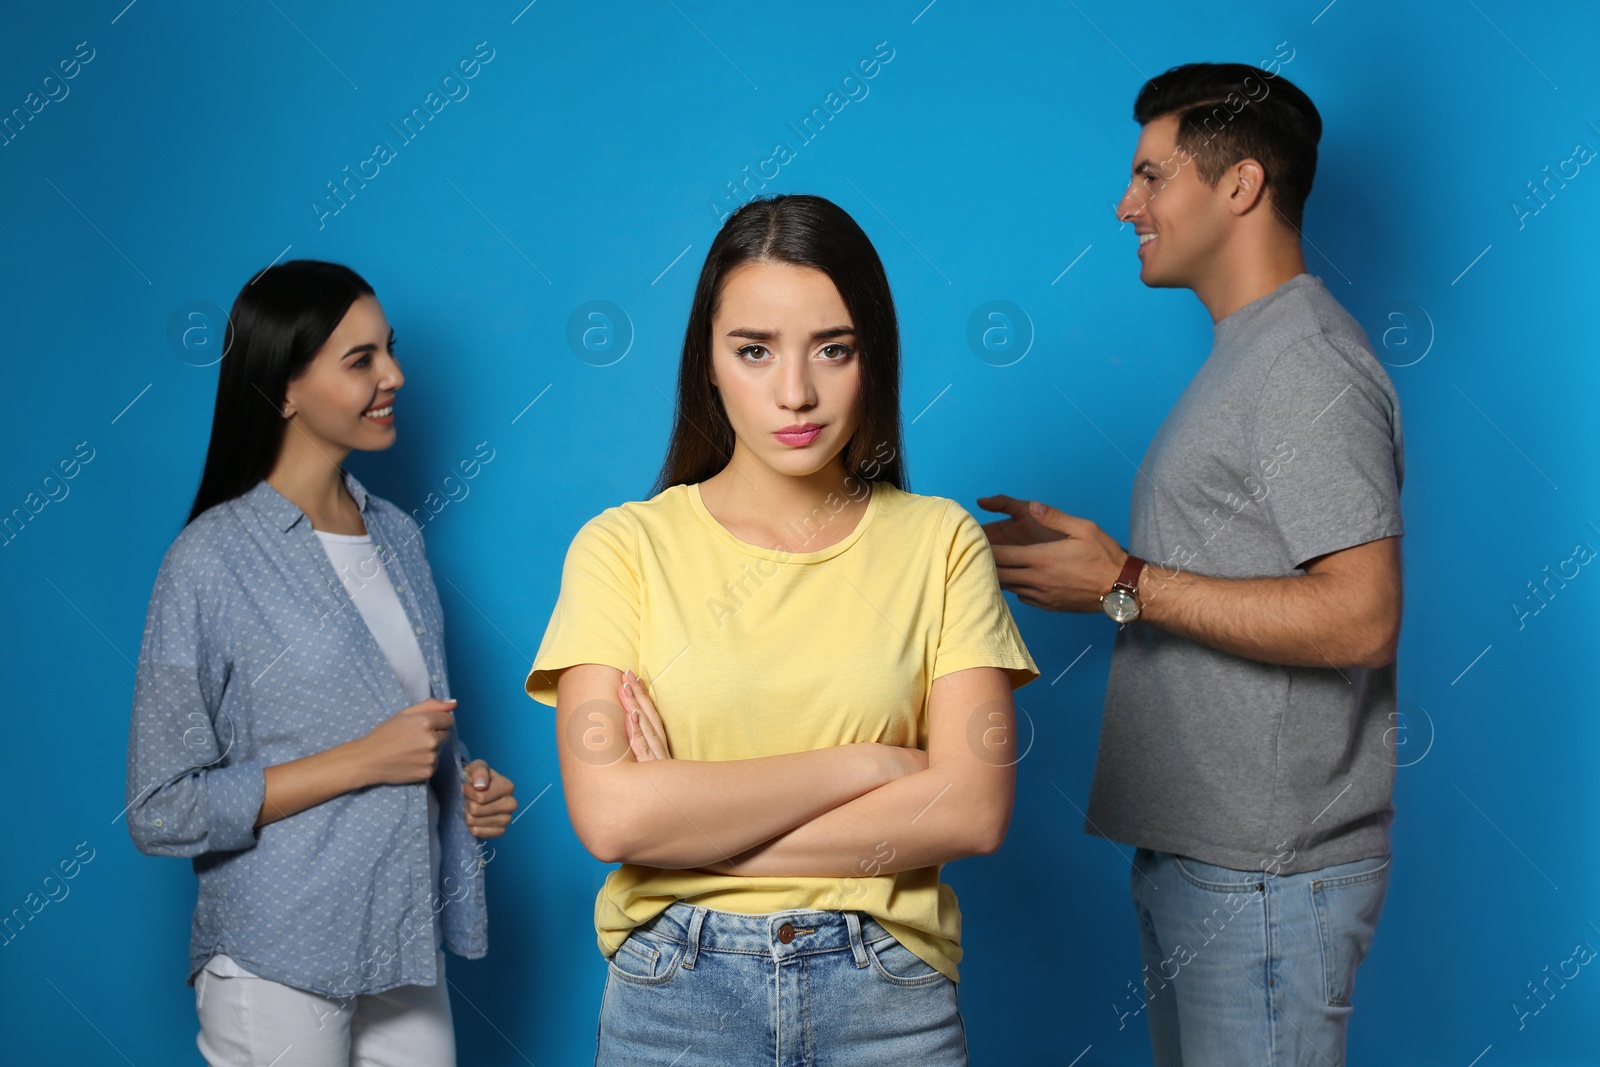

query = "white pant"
[[195, 952, 455, 1066]]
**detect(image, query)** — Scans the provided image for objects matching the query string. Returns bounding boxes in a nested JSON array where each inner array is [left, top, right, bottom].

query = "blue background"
[[2, 1, 1597, 1063]]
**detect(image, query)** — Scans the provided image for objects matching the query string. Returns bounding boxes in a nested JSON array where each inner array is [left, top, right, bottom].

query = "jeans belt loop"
[[843, 911, 869, 968], [682, 905, 707, 970]]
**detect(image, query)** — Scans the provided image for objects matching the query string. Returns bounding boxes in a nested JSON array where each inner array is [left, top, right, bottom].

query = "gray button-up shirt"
[[126, 473, 488, 996]]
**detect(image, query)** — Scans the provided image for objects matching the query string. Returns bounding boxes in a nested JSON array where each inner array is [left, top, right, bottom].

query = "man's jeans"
[[1129, 848, 1390, 1066]]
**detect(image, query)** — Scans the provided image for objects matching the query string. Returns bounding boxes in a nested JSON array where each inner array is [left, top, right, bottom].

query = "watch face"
[[1102, 588, 1140, 624]]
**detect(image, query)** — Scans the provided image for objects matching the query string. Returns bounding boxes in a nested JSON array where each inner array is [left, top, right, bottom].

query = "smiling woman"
[[128, 260, 519, 1067]]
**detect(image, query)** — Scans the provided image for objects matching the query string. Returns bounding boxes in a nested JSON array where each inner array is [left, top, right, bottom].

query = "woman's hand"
[[461, 760, 518, 838], [352, 698, 458, 786], [619, 669, 672, 762]]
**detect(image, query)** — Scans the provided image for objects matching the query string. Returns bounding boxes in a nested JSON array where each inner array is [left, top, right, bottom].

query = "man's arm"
[[1138, 536, 1400, 669], [983, 496, 1400, 671], [694, 666, 1018, 877], [554, 663, 926, 867]]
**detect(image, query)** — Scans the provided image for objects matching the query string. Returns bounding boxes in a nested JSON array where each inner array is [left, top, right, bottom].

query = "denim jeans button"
[[777, 923, 795, 944]]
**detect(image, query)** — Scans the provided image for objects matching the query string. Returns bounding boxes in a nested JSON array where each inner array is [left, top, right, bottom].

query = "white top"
[[315, 529, 435, 703], [204, 529, 444, 979]]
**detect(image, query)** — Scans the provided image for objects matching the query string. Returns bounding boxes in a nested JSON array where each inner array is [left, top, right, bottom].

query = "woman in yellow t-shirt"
[[527, 194, 1037, 1065]]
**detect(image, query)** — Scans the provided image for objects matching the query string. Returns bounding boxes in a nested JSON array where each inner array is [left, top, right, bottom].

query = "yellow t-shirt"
[[526, 480, 1038, 981]]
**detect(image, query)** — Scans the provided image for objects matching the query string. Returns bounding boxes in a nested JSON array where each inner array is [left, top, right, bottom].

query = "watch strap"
[[1113, 555, 1145, 593]]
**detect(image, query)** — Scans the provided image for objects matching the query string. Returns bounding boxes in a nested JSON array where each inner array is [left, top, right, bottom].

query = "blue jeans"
[[595, 903, 967, 1066], [1128, 849, 1390, 1066]]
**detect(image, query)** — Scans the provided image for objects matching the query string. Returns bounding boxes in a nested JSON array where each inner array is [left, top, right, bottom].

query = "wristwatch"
[[1100, 555, 1145, 623]]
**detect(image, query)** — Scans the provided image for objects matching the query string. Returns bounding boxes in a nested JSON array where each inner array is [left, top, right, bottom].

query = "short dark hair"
[[653, 194, 907, 494], [1133, 62, 1322, 231], [187, 260, 375, 523]]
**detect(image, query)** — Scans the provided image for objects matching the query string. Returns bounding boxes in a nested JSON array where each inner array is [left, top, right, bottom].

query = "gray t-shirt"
[[1085, 274, 1405, 875]]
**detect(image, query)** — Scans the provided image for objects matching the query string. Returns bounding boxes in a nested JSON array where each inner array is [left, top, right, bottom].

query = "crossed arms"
[[553, 661, 1017, 875]]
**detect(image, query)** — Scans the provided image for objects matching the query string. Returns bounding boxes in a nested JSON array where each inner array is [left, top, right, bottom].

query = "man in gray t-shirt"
[[983, 63, 1402, 1065]]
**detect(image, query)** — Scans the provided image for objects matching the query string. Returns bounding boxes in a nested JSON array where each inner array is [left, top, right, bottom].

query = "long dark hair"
[[186, 260, 375, 523], [653, 194, 907, 495]]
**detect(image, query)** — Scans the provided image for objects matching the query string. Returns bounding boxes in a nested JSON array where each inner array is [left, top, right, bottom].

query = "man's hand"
[[976, 494, 1069, 546], [981, 498, 1129, 614]]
